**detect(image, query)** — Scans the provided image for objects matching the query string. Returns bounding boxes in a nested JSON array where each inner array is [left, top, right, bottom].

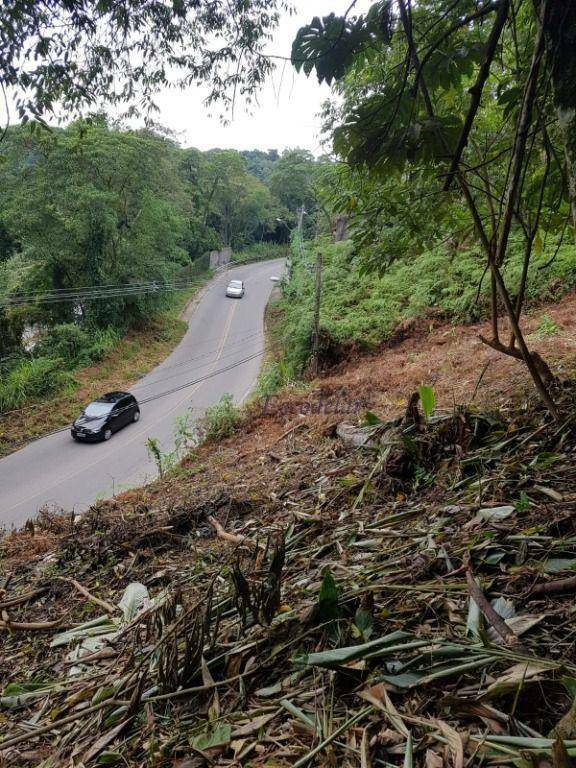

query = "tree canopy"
[[0, 0, 287, 121]]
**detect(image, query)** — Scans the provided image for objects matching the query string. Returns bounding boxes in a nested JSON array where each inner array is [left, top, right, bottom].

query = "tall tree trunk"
[[541, 2, 576, 243]]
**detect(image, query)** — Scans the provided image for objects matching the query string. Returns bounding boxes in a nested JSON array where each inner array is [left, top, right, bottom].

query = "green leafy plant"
[[145, 437, 169, 479], [530, 314, 559, 340], [418, 385, 436, 422], [198, 394, 241, 442], [315, 567, 340, 623]]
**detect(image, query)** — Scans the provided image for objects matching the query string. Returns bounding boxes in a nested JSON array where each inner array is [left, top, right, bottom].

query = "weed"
[[198, 394, 241, 442], [530, 314, 559, 340]]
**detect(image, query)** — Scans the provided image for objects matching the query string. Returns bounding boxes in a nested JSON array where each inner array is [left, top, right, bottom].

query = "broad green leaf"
[[316, 567, 340, 622], [362, 411, 381, 426], [301, 631, 412, 667], [418, 385, 436, 421], [534, 230, 543, 254], [354, 606, 374, 639], [191, 723, 232, 752], [118, 582, 149, 622], [544, 558, 576, 574]]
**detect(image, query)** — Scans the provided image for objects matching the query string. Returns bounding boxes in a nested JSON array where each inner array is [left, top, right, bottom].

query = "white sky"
[[155, 0, 349, 153], [153, 0, 372, 153]]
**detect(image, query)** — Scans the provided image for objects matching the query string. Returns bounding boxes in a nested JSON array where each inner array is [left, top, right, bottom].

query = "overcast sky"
[[140, 0, 372, 154], [0, 0, 372, 154]]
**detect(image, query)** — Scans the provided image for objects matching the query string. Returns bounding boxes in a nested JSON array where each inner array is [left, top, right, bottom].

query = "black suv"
[[71, 392, 140, 442]]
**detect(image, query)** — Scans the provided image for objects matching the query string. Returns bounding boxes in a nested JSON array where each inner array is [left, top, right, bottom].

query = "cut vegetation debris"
[[2, 382, 576, 767]]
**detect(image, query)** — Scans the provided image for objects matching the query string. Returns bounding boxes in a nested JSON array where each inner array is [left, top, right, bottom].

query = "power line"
[[4, 348, 265, 451], [0, 325, 266, 417], [0, 280, 205, 308], [0, 256, 282, 308]]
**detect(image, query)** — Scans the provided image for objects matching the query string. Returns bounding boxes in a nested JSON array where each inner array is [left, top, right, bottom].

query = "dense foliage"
[[286, 1, 576, 415], [270, 230, 576, 388], [0, 118, 322, 410]]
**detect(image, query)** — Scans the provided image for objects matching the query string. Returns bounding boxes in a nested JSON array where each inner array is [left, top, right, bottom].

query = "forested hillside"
[[0, 120, 321, 413]]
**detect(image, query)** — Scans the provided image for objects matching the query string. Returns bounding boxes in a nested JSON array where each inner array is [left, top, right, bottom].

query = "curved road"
[[0, 259, 283, 529]]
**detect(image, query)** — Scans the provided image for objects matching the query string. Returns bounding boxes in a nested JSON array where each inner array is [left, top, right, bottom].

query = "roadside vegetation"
[[0, 287, 196, 457], [271, 231, 576, 386], [0, 121, 320, 426], [4, 1, 576, 766]]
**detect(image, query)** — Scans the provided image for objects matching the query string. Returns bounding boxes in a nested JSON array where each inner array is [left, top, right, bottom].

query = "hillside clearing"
[[2, 310, 576, 766]]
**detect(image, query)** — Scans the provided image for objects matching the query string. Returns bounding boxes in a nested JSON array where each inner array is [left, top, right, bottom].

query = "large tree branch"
[[443, 0, 510, 191], [398, 0, 558, 418]]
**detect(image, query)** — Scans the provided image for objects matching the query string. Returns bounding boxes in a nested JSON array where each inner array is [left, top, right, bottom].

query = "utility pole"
[[311, 249, 322, 376], [297, 205, 306, 255]]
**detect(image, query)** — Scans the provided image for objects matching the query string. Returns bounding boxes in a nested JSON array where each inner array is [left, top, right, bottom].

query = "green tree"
[[0, 1, 284, 121], [291, 1, 575, 416], [201, 150, 276, 248], [0, 121, 190, 329]]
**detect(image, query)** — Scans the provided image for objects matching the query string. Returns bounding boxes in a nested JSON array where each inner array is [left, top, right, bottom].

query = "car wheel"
[[133, 410, 140, 423], [103, 428, 112, 441]]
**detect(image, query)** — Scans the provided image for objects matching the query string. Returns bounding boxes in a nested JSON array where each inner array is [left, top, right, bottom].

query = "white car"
[[226, 279, 245, 298]]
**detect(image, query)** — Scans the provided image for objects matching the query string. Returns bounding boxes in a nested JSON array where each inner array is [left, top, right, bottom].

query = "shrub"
[[255, 360, 288, 399], [38, 323, 120, 368], [0, 357, 73, 411], [198, 393, 241, 442]]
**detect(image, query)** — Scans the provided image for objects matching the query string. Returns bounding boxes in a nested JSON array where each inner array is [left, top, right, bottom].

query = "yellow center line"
[[4, 301, 239, 515]]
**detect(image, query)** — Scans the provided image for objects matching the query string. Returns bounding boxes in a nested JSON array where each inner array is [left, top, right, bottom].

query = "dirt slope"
[[1, 297, 576, 767]]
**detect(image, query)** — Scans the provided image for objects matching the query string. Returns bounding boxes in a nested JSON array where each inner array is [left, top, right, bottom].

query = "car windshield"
[[229, 281, 242, 288], [84, 401, 114, 418]]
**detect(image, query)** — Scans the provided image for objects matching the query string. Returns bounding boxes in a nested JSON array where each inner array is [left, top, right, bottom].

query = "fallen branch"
[[0, 615, 65, 631], [60, 577, 117, 615], [0, 587, 48, 610], [274, 422, 310, 444], [529, 574, 576, 597], [208, 516, 245, 545], [466, 569, 518, 645]]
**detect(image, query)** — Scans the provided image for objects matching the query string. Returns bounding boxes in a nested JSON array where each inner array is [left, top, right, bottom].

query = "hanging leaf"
[[292, 7, 387, 85], [534, 229, 543, 254]]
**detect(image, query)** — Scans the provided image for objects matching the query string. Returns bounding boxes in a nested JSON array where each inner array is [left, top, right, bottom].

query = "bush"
[[233, 243, 288, 264], [0, 357, 73, 411], [37, 323, 120, 368], [198, 393, 241, 442], [255, 360, 288, 399]]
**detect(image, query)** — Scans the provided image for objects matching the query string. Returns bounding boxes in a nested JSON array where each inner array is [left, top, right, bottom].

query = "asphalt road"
[[0, 259, 283, 529]]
